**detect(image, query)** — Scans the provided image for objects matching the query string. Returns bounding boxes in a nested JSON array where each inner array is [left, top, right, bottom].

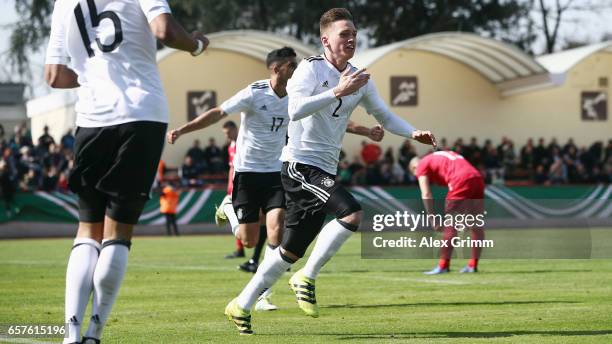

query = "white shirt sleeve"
[[287, 62, 337, 121], [361, 81, 415, 137], [219, 86, 253, 115], [139, 0, 172, 23], [45, 1, 70, 65]]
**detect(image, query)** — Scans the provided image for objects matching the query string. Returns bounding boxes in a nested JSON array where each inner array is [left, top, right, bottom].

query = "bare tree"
[[537, 0, 574, 53], [535, 0, 612, 53]]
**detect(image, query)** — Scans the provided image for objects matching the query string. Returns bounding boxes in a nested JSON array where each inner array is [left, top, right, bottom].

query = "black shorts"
[[280, 162, 361, 257], [231, 171, 285, 224], [70, 121, 167, 224]]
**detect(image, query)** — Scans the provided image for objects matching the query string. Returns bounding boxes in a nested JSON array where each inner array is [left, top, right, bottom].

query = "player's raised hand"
[[368, 125, 385, 142], [191, 31, 209, 51], [166, 129, 181, 144], [334, 68, 370, 98], [411, 130, 437, 148]]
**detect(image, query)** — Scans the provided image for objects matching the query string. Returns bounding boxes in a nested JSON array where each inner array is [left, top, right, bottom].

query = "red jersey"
[[415, 151, 481, 190], [361, 143, 381, 165], [227, 141, 236, 195]]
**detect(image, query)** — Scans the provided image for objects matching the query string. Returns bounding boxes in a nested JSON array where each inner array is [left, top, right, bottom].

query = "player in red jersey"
[[409, 150, 485, 274], [218, 121, 245, 258]]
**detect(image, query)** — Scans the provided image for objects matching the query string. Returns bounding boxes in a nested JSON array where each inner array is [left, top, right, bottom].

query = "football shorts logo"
[[321, 80, 329, 88], [321, 177, 335, 188], [236, 208, 244, 220]]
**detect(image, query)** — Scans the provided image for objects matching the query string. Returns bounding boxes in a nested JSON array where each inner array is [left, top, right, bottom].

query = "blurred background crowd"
[[1, 121, 610, 198]]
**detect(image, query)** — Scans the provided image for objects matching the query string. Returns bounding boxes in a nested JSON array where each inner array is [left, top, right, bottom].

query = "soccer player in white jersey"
[[167, 47, 384, 318], [44, 1, 208, 343], [223, 8, 436, 335], [168, 47, 299, 314]]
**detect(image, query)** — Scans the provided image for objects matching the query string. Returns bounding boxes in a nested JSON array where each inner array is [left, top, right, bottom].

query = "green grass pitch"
[[1, 233, 611, 343]]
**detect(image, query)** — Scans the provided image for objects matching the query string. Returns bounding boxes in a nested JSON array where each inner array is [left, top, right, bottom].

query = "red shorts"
[[445, 177, 485, 214]]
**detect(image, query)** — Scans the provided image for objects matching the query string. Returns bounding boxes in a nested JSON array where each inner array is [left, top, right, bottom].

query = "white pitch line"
[[0, 335, 58, 344], [1, 260, 475, 284], [332, 272, 471, 285], [1, 260, 235, 272]]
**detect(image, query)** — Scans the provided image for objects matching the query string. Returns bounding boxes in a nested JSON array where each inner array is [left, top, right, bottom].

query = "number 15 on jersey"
[[74, 0, 123, 57]]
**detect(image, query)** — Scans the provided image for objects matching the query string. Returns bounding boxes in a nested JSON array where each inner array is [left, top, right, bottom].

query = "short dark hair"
[[222, 120, 237, 129], [320, 8, 353, 34], [266, 47, 297, 68]]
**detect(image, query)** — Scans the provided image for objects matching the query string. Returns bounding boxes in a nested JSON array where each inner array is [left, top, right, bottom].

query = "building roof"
[[350, 32, 554, 96], [157, 30, 318, 64], [27, 31, 612, 116], [536, 41, 612, 74]]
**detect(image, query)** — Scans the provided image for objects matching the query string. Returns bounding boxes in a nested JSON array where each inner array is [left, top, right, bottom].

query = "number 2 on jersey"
[[74, 0, 123, 57], [271, 117, 284, 132], [331, 98, 343, 117]]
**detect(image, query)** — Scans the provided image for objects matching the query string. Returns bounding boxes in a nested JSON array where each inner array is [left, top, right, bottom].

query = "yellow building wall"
[[30, 105, 76, 144], [31, 46, 610, 167], [158, 49, 269, 166], [499, 52, 611, 149], [344, 49, 500, 159], [343, 49, 611, 160]]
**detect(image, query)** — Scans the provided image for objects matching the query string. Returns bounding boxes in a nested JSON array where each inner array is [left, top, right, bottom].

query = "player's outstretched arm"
[[362, 82, 436, 148], [150, 14, 209, 55], [346, 121, 385, 142], [166, 107, 226, 144]]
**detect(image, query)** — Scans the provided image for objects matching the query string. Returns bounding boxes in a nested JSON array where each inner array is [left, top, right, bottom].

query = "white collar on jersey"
[[322, 53, 353, 74], [265, 79, 287, 100]]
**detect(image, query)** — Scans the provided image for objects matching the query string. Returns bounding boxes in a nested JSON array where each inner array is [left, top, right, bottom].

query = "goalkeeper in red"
[[409, 150, 486, 274]]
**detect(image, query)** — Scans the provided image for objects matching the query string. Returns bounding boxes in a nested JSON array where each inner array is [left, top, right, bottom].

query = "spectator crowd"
[[336, 137, 612, 186], [0, 123, 75, 213], [1, 121, 610, 202], [0, 123, 75, 193]]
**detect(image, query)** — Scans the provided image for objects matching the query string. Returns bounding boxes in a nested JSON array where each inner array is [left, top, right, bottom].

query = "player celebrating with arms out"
[[224, 7, 436, 335], [168, 47, 298, 313], [45, 0, 208, 343], [168, 47, 385, 317], [168, 47, 298, 260]]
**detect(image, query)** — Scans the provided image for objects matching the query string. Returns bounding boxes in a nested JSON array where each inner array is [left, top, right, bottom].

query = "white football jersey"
[[281, 55, 391, 175], [220, 80, 289, 173], [45, 0, 171, 127]]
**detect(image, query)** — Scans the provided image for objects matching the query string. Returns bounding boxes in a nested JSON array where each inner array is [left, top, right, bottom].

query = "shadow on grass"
[[326, 269, 426, 274], [488, 269, 593, 274], [329, 330, 612, 340], [321, 300, 578, 309], [322, 269, 593, 274]]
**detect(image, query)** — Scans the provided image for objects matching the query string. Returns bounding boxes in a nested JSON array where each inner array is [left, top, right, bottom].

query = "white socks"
[[302, 220, 354, 280], [84, 240, 130, 340], [236, 248, 292, 310], [63, 238, 100, 344], [223, 203, 240, 237], [264, 243, 276, 259]]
